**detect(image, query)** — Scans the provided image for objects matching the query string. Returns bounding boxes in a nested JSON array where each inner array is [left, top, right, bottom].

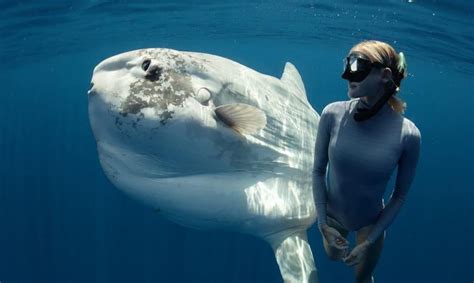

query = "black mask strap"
[[353, 81, 397, 122]]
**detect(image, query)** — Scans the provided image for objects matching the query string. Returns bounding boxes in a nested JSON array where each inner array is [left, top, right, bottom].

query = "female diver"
[[313, 40, 421, 283]]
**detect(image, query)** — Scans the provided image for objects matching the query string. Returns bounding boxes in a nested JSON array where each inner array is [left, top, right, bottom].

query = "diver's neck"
[[356, 93, 392, 117]]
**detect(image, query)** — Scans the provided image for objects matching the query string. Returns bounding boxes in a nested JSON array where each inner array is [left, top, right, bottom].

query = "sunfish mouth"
[[87, 82, 96, 96]]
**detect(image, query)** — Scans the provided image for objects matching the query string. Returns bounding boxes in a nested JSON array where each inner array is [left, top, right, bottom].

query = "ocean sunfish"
[[87, 48, 320, 283]]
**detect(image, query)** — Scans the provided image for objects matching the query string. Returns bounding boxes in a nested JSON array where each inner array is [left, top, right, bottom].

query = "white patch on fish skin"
[[88, 48, 320, 283]]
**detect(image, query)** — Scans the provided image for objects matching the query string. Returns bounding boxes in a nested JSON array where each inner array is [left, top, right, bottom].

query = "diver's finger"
[[333, 243, 349, 251], [340, 243, 349, 249], [344, 253, 361, 266], [343, 254, 354, 263], [335, 239, 348, 247], [346, 257, 360, 267], [336, 237, 349, 245], [335, 240, 349, 250], [335, 243, 347, 249]]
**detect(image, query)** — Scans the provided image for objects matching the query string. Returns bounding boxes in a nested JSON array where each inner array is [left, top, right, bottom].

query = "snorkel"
[[342, 52, 407, 122]]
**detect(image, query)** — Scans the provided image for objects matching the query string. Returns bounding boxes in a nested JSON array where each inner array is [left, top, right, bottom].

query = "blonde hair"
[[350, 40, 408, 114]]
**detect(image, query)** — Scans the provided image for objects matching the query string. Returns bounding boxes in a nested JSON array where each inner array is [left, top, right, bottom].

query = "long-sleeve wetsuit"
[[313, 99, 421, 244]]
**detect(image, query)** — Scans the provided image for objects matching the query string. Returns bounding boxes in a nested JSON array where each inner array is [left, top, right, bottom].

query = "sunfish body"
[[88, 48, 320, 283]]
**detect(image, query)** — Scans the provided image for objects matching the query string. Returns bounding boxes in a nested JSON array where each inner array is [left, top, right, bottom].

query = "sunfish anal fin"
[[215, 103, 267, 135]]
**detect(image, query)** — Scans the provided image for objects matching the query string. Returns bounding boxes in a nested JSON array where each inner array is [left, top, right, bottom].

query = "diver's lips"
[[349, 83, 358, 89]]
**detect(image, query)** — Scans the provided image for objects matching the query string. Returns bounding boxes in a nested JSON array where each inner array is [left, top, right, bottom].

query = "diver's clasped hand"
[[319, 223, 350, 251], [319, 224, 373, 266], [343, 240, 371, 266]]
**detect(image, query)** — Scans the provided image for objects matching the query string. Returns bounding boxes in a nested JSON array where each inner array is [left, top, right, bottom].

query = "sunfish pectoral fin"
[[214, 103, 267, 135]]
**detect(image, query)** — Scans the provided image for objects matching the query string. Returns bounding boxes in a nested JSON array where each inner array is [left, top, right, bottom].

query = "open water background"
[[0, 0, 473, 282]]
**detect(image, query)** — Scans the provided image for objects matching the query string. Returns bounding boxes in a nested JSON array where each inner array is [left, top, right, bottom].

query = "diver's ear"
[[382, 67, 398, 94], [381, 67, 393, 83]]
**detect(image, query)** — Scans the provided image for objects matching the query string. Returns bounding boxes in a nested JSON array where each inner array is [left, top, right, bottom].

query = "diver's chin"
[[348, 89, 362, 99]]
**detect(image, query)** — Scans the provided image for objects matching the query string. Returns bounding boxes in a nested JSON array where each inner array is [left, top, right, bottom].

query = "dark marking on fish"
[[159, 111, 174, 125]]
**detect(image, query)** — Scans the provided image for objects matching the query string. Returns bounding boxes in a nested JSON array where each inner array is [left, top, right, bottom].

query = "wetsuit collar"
[[353, 83, 395, 122], [354, 97, 392, 121]]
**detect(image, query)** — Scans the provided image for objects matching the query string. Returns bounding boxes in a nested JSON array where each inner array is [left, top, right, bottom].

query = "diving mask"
[[341, 52, 386, 82]]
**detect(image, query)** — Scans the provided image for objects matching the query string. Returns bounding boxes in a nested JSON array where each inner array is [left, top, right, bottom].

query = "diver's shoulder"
[[322, 100, 349, 115], [401, 117, 421, 142]]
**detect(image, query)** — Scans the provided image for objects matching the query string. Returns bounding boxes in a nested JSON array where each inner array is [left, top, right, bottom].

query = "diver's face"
[[347, 67, 384, 99]]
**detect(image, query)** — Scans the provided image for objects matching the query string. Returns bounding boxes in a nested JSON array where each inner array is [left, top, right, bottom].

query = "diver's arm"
[[313, 106, 333, 227], [366, 127, 421, 244]]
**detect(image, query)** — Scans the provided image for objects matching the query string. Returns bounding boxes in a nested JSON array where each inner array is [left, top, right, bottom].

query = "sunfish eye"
[[142, 59, 151, 71], [195, 87, 212, 106]]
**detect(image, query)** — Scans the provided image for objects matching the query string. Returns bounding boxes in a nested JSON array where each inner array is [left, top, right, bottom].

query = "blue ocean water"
[[0, 0, 473, 282]]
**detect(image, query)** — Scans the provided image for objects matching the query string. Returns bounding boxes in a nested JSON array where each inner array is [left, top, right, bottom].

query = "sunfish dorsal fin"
[[215, 103, 267, 135], [281, 62, 308, 102]]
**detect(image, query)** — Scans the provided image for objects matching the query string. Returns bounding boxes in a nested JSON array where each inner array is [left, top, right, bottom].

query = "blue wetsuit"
[[313, 99, 421, 244]]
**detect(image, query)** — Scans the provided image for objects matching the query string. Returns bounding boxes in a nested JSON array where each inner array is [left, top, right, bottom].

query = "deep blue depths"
[[0, 1, 473, 282]]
